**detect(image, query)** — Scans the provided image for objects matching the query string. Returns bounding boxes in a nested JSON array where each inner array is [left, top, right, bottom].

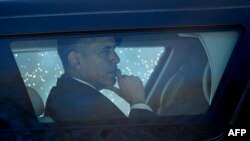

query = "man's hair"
[[57, 38, 87, 71], [57, 36, 121, 71]]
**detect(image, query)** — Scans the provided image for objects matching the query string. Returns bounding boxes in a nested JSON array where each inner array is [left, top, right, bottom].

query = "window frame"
[[0, 25, 245, 140]]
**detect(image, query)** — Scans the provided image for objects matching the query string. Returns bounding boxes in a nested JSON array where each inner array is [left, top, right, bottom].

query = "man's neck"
[[72, 77, 98, 90], [67, 70, 103, 90]]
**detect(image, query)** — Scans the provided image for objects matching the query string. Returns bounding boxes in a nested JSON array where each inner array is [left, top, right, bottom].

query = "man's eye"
[[103, 50, 109, 54], [99, 50, 109, 56]]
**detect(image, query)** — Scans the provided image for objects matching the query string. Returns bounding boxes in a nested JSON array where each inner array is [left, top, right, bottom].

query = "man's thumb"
[[116, 69, 122, 79]]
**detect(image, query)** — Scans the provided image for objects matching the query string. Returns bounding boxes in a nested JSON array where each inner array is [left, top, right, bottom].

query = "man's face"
[[77, 37, 120, 89]]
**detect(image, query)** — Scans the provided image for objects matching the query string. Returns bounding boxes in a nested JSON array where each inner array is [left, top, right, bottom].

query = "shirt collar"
[[72, 77, 97, 90]]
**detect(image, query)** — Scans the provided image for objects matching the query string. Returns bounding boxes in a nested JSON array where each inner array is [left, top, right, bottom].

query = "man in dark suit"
[[45, 37, 153, 122]]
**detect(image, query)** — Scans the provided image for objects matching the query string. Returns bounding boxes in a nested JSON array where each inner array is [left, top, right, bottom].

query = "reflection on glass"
[[13, 47, 164, 116]]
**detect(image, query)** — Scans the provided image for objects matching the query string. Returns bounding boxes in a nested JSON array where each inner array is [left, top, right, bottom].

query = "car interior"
[[0, 24, 246, 141], [8, 30, 239, 124], [0, 0, 250, 141], [144, 35, 210, 116], [1, 0, 250, 140]]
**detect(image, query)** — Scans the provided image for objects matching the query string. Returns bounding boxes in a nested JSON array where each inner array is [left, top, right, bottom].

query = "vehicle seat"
[[26, 86, 44, 117], [157, 43, 210, 116], [157, 63, 190, 115], [26, 86, 53, 122], [202, 63, 212, 104]]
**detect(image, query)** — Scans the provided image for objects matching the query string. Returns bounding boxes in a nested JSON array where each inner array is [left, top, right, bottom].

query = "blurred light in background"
[[14, 47, 164, 116]]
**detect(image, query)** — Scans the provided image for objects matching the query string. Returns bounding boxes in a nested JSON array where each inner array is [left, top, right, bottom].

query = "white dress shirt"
[[72, 77, 153, 114]]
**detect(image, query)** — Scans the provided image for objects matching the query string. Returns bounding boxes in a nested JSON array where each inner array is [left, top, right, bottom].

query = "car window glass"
[[10, 30, 240, 122], [11, 40, 164, 118]]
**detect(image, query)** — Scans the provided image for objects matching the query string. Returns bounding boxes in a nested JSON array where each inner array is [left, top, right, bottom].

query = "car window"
[[12, 45, 164, 117], [10, 29, 240, 122]]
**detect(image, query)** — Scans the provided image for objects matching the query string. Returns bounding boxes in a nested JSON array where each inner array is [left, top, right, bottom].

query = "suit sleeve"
[[129, 104, 156, 118]]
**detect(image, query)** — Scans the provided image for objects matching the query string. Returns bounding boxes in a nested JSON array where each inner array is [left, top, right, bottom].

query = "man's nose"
[[110, 51, 120, 64]]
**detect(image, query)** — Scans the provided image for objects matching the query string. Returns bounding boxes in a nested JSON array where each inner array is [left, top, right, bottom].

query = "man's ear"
[[68, 51, 81, 69]]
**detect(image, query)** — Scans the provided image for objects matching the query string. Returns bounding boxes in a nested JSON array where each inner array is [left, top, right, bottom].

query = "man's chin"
[[106, 77, 116, 87]]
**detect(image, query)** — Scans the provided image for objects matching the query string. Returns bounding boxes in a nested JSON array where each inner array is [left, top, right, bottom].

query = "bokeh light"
[[13, 47, 164, 116]]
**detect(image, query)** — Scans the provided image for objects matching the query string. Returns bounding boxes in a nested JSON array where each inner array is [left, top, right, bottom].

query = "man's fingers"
[[116, 69, 124, 86], [116, 69, 122, 79], [107, 86, 131, 103]]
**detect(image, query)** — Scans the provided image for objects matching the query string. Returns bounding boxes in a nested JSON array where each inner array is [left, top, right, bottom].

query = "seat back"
[[157, 40, 210, 116], [26, 86, 54, 122], [158, 63, 190, 115], [202, 63, 212, 104], [26, 86, 44, 117]]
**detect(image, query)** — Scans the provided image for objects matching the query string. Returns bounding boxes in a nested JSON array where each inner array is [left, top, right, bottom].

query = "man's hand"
[[107, 69, 146, 105]]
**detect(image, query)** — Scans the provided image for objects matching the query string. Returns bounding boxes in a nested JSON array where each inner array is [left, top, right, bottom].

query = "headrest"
[[26, 87, 44, 117], [202, 63, 211, 104]]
